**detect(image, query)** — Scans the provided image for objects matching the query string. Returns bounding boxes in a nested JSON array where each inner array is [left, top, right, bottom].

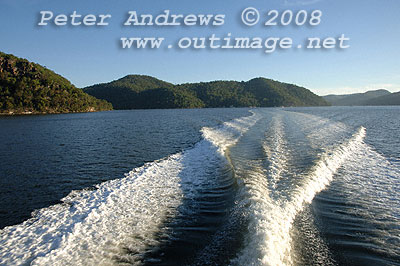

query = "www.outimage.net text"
[[37, 8, 350, 54]]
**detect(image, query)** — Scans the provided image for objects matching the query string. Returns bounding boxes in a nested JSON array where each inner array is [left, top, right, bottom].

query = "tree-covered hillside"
[[0, 52, 112, 114], [84, 75, 329, 109], [84, 75, 204, 109]]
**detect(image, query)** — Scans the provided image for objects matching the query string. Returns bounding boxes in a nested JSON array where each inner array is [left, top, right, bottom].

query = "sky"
[[0, 0, 399, 95]]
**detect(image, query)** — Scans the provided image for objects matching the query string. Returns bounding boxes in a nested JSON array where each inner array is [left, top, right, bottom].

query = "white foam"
[[202, 110, 261, 154], [287, 112, 348, 148], [262, 113, 290, 190], [232, 126, 366, 266], [0, 154, 185, 265], [0, 110, 259, 265]]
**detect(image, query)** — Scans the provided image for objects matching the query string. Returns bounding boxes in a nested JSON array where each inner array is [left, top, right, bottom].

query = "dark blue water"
[[0, 107, 399, 266], [0, 109, 249, 229]]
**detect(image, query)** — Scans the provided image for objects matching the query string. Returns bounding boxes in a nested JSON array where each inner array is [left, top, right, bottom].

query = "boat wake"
[[1, 109, 398, 266], [230, 110, 366, 266], [0, 111, 260, 265]]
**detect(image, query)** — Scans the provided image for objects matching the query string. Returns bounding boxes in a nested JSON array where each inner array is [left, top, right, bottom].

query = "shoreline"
[[2, 105, 399, 116], [0, 109, 112, 116]]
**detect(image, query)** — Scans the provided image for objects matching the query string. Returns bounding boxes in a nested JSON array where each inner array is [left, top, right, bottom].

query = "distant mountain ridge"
[[0, 52, 112, 114], [84, 75, 329, 109], [322, 89, 399, 106], [364, 91, 400, 106]]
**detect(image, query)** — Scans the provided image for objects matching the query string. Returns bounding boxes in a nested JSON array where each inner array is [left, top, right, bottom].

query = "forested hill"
[[84, 75, 329, 109], [0, 52, 112, 114]]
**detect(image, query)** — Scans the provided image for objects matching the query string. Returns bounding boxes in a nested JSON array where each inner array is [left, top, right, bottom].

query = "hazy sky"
[[1, 0, 399, 95]]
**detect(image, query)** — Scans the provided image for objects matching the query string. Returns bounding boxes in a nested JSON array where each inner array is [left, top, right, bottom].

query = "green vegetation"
[[83, 75, 204, 109], [322, 89, 395, 106], [84, 75, 329, 109], [0, 52, 112, 114], [0, 51, 330, 113]]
